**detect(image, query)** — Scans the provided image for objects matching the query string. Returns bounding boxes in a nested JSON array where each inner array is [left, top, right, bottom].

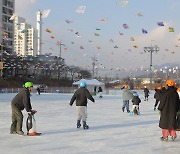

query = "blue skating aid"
[[128, 112, 134, 116], [128, 111, 140, 116]]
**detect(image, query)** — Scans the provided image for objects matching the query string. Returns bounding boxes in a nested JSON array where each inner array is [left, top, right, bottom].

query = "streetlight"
[[144, 45, 160, 89], [59, 42, 65, 58]]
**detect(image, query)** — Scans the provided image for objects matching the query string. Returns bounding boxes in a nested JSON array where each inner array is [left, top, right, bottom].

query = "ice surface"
[[0, 90, 179, 154]]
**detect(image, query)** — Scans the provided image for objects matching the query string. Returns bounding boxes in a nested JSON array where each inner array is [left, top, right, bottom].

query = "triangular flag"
[[9, 14, 16, 20], [42, 9, 51, 18], [157, 22, 164, 26], [169, 27, 174, 32], [95, 33, 100, 36], [76, 6, 86, 14]]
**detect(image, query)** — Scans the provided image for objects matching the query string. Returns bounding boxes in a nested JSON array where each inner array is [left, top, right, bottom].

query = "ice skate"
[[83, 121, 89, 130], [160, 136, 168, 141], [122, 107, 125, 112], [16, 131, 24, 135], [171, 136, 176, 141], [77, 120, 81, 128]]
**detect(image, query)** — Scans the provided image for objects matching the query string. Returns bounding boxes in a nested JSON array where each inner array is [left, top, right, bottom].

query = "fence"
[[0, 87, 120, 95]]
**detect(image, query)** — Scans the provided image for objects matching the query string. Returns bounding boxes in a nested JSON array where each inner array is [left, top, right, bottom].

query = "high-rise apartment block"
[[0, 0, 14, 53]]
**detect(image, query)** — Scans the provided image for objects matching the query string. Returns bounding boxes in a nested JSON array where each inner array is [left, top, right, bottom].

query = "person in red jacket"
[[69, 81, 95, 129], [158, 79, 180, 141]]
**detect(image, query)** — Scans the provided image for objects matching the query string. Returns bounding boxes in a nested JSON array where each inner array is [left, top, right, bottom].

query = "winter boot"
[[127, 110, 130, 113], [160, 136, 168, 141], [77, 120, 81, 128], [16, 131, 24, 135], [154, 107, 156, 111], [171, 136, 176, 141], [122, 107, 125, 112], [83, 121, 89, 130]]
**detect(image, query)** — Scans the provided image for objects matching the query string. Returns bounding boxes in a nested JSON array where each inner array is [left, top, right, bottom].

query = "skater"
[[69, 81, 95, 129], [130, 93, 141, 115], [144, 86, 150, 101], [158, 79, 180, 141], [94, 86, 97, 95], [122, 85, 133, 113], [153, 87, 162, 111], [10, 82, 37, 135], [98, 86, 103, 98], [37, 87, 41, 95]]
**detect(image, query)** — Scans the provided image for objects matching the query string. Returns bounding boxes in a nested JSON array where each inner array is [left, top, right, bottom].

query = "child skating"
[[130, 93, 141, 116], [69, 81, 95, 129]]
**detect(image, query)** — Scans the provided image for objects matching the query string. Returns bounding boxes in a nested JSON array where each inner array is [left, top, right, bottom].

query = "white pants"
[[76, 106, 87, 122], [132, 105, 139, 112]]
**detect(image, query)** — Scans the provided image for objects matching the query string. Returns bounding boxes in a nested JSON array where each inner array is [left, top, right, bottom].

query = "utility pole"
[[144, 45, 160, 90], [92, 55, 97, 78], [59, 42, 65, 58], [0, 44, 4, 78]]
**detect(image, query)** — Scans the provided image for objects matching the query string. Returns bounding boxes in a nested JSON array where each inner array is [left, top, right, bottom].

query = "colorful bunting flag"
[[45, 28, 52, 33], [130, 37, 135, 41], [142, 28, 148, 34], [9, 14, 16, 20], [76, 6, 86, 14], [123, 24, 129, 29], [95, 33, 100, 36], [80, 46, 84, 49], [136, 12, 143, 17], [56, 41, 61, 46], [169, 27, 174, 32], [99, 18, 107, 22], [120, 1, 128, 7], [157, 22, 164, 26], [42, 9, 51, 18]]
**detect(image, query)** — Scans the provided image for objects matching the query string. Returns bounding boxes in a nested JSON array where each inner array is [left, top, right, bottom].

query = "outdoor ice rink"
[[0, 90, 179, 154]]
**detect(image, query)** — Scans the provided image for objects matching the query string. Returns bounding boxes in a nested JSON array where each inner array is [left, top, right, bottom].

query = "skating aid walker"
[[26, 111, 41, 136]]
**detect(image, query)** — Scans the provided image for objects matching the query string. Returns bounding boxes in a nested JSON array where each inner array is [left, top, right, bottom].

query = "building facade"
[[14, 16, 38, 56], [0, 0, 14, 53]]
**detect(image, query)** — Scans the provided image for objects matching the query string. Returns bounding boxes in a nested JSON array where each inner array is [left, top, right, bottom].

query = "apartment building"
[[14, 16, 38, 56], [0, 0, 14, 53]]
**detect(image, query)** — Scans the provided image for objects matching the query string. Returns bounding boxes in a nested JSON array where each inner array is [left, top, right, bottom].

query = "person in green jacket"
[[10, 82, 37, 135]]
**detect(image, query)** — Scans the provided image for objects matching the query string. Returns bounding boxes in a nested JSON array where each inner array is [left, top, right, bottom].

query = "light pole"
[[0, 45, 4, 78], [59, 43, 65, 58], [144, 45, 160, 89], [92, 55, 97, 78]]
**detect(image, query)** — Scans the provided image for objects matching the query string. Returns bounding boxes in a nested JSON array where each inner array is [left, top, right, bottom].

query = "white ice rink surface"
[[0, 90, 180, 154]]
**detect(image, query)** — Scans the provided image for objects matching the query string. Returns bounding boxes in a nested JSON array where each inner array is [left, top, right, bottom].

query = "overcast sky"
[[15, 0, 180, 77]]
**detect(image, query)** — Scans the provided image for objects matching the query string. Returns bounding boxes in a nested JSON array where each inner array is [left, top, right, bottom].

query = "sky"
[[15, 0, 180, 77], [0, 92, 180, 153]]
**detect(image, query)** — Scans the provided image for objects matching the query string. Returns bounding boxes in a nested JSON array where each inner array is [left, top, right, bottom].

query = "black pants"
[[154, 100, 160, 108]]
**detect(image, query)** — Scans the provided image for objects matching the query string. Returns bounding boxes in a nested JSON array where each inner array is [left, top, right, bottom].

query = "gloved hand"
[[28, 110, 37, 115]]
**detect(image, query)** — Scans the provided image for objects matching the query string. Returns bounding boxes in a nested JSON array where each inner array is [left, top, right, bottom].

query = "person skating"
[[10, 82, 37, 135], [122, 85, 133, 113], [130, 93, 141, 115], [98, 86, 103, 98], [69, 81, 95, 129], [37, 87, 41, 95], [158, 79, 180, 141], [144, 86, 150, 101], [94, 86, 97, 95], [153, 87, 162, 111]]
